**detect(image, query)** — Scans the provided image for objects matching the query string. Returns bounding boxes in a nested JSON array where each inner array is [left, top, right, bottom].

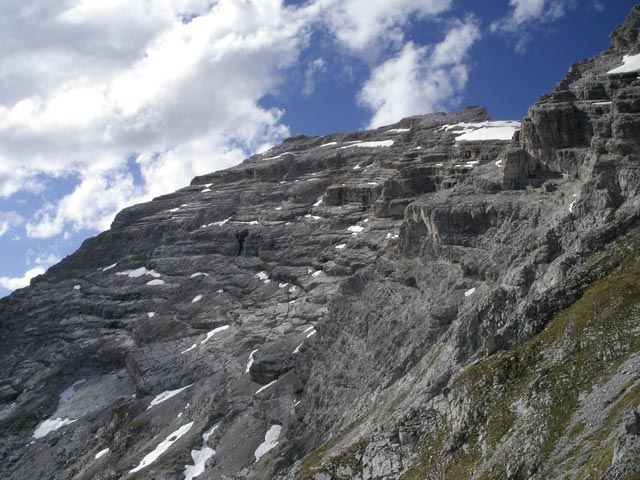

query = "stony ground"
[[2, 6, 640, 480]]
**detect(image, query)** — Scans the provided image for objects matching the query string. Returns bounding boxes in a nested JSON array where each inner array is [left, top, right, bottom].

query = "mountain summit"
[[2, 6, 640, 480]]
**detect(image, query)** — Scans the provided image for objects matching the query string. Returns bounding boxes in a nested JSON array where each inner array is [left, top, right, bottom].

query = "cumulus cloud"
[[316, 0, 452, 53], [25, 169, 141, 238], [491, 0, 576, 52], [0, 0, 467, 245], [0, 0, 307, 238], [0, 267, 45, 291], [358, 18, 481, 128]]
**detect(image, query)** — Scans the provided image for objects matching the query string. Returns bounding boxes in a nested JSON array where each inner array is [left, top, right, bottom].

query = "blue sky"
[[0, 0, 637, 296]]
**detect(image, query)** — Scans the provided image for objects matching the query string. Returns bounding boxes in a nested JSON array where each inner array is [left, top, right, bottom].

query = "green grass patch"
[[403, 226, 640, 478]]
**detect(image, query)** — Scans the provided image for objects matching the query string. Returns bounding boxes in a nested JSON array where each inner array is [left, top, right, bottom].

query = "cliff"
[[2, 6, 640, 480]]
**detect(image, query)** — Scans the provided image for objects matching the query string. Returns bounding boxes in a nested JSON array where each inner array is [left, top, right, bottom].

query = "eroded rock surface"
[[2, 6, 640, 480]]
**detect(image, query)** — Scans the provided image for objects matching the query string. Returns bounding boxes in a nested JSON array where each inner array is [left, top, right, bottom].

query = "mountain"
[[2, 6, 640, 480]]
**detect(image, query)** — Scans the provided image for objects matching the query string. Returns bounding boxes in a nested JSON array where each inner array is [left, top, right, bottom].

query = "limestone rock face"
[[2, 7, 640, 480]]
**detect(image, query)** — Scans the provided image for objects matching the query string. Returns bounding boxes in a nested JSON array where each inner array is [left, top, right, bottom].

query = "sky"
[[0, 0, 637, 296]]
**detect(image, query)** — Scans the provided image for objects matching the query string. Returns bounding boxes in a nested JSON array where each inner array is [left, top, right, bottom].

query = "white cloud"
[[0, 0, 464, 242], [0, 266, 45, 291], [0, 211, 23, 237], [32, 253, 60, 266], [303, 58, 327, 96], [316, 0, 452, 53], [26, 169, 142, 238], [491, 0, 575, 51], [0, 0, 308, 238], [358, 18, 481, 128]]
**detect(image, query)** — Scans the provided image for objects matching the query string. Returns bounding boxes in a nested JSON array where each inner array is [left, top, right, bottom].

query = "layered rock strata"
[[2, 6, 640, 480]]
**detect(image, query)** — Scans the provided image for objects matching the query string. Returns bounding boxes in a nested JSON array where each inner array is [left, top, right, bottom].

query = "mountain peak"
[[2, 9, 640, 480], [610, 5, 640, 52]]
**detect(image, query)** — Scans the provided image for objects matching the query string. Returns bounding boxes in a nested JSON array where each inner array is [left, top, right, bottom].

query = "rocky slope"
[[2, 6, 640, 480]]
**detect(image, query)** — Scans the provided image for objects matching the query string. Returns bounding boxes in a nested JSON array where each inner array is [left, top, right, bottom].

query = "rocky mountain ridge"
[[2, 5, 640, 480]]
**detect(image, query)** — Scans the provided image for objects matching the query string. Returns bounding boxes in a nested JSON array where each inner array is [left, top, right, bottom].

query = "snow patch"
[[569, 194, 578, 213], [181, 344, 197, 354], [279, 282, 289, 288], [320, 142, 337, 147], [246, 349, 258, 373], [593, 101, 612, 106], [190, 272, 209, 278], [148, 312, 156, 318], [607, 53, 640, 75], [73, 285, 81, 290], [254, 425, 282, 462], [386, 128, 410, 133], [313, 196, 324, 207], [254, 271, 271, 284], [95, 448, 110, 459], [33, 417, 77, 439], [191, 295, 203, 303], [335, 244, 346, 250], [262, 151, 293, 161], [116, 267, 161, 278], [202, 217, 231, 228], [348, 225, 364, 235], [102, 263, 118, 272], [311, 270, 323, 277], [339, 140, 394, 149], [147, 384, 193, 410], [130, 422, 194, 473], [146, 279, 165, 286], [255, 379, 277, 395], [201, 325, 230, 344], [442, 121, 520, 142], [464, 287, 476, 297], [183, 422, 221, 480], [386, 233, 399, 240]]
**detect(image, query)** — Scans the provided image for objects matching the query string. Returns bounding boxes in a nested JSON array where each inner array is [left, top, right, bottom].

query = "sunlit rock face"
[[2, 7, 640, 480]]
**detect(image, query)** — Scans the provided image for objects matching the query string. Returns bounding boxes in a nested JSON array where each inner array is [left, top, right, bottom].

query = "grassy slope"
[[404, 228, 640, 479]]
